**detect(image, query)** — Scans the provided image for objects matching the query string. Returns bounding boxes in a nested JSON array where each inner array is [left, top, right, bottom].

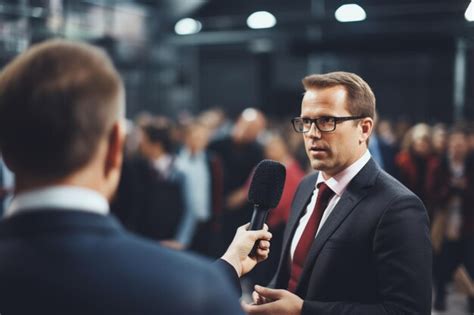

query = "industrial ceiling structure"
[[0, 0, 473, 121], [0, 1, 472, 52]]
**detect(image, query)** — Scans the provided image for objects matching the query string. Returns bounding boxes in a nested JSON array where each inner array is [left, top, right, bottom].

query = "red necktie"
[[288, 182, 334, 292]]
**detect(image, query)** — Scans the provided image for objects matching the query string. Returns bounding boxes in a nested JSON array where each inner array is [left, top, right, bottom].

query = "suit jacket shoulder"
[[0, 210, 243, 315]]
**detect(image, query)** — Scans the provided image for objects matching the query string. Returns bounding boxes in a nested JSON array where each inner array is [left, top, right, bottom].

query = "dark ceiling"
[[167, 0, 474, 46], [0, 0, 472, 48], [0, 1, 473, 121]]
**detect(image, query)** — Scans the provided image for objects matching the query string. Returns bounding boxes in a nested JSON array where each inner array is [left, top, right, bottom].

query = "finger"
[[252, 290, 260, 304], [258, 240, 270, 250], [249, 230, 272, 241], [255, 250, 269, 261], [241, 300, 272, 315], [263, 223, 269, 231], [252, 290, 266, 305], [255, 247, 269, 257], [254, 285, 284, 300]]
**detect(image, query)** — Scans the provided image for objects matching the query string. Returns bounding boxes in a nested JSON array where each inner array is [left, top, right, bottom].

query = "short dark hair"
[[302, 71, 376, 119], [141, 118, 174, 153], [0, 39, 123, 179]]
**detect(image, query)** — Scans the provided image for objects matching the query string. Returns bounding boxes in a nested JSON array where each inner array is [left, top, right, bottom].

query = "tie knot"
[[316, 182, 334, 204]]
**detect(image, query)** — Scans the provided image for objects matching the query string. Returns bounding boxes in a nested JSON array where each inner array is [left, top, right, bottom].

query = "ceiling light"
[[335, 4, 366, 23], [247, 11, 277, 29], [174, 18, 202, 35], [465, 0, 474, 21]]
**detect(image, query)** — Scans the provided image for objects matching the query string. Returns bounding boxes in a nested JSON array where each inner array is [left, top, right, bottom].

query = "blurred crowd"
[[1, 98, 469, 310], [104, 107, 474, 312]]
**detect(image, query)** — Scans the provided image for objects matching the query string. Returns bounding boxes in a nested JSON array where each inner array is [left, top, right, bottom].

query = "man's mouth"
[[310, 146, 327, 152]]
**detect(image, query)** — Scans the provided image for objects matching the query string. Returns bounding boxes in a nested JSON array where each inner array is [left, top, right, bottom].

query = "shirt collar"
[[179, 148, 206, 161], [153, 154, 173, 175], [5, 185, 109, 218], [316, 150, 372, 196]]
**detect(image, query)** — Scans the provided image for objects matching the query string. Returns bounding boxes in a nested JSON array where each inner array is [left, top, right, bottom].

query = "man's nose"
[[307, 122, 322, 138]]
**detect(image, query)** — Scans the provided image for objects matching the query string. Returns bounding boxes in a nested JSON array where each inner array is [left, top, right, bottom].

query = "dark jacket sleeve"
[[214, 259, 242, 296], [301, 194, 432, 315], [201, 260, 244, 315]]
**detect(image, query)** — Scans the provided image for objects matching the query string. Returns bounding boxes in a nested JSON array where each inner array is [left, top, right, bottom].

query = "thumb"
[[254, 285, 283, 300]]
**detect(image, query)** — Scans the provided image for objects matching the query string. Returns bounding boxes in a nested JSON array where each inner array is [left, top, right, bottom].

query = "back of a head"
[[0, 39, 123, 179], [302, 71, 376, 120]]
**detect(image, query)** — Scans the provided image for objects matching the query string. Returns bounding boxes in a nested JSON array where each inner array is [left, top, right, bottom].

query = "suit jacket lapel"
[[295, 159, 380, 294]]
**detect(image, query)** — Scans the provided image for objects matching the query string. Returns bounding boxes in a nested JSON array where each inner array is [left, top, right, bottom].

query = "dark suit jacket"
[[270, 159, 432, 314], [0, 210, 243, 315], [111, 156, 185, 240]]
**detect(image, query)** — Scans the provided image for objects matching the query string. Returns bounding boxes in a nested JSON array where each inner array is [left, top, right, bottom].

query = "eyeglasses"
[[291, 116, 365, 133]]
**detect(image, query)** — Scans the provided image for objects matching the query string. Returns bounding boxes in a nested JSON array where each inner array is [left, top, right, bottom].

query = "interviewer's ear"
[[103, 120, 125, 201], [359, 117, 373, 144], [105, 120, 125, 176]]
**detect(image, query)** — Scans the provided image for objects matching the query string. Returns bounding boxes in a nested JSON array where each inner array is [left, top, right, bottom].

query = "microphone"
[[247, 159, 286, 256]]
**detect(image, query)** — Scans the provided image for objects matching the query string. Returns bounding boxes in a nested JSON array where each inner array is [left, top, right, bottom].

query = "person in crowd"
[[432, 123, 448, 158], [112, 118, 187, 248], [0, 39, 272, 314], [428, 126, 474, 313], [243, 71, 431, 315], [392, 119, 412, 149], [199, 107, 233, 142], [467, 124, 474, 154], [174, 118, 224, 257], [263, 131, 306, 231], [376, 119, 397, 147], [394, 123, 438, 219], [208, 107, 266, 254], [368, 114, 398, 177], [121, 111, 153, 159]]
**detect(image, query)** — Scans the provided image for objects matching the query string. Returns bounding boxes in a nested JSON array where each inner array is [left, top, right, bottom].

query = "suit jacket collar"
[[0, 210, 123, 238], [280, 158, 381, 294]]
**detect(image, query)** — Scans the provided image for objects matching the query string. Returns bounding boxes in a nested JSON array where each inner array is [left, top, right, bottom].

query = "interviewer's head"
[[0, 39, 125, 199]]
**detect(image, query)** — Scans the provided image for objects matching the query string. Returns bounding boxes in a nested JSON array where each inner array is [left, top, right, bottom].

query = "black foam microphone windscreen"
[[247, 159, 286, 232], [248, 159, 286, 209]]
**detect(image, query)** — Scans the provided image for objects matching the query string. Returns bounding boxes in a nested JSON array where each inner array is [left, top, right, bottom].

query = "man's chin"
[[310, 160, 326, 172]]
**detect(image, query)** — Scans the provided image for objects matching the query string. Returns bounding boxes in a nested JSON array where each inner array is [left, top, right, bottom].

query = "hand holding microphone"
[[247, 159, 286, 257], [221, 160, 286, 277]]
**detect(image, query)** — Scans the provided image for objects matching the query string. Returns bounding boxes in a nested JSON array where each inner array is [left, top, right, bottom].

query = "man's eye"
[[319, 117, 334, 123], [302, 118, 312, 124]]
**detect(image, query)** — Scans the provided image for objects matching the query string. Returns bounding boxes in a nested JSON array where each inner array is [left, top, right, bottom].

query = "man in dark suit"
[[243, 72, 432, 314], [0, 39, 272, 314]]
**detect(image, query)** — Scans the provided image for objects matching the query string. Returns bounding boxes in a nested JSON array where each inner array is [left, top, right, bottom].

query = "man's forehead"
[[303, 86, 347, 101], [301, 86, 348, 112]]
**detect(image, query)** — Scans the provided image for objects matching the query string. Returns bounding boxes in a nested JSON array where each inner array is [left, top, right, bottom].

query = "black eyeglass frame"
[[291, 116, 366, 133]]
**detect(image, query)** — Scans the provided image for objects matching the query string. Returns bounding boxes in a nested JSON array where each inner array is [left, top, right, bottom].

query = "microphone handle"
[[248, 204, 269, 257]]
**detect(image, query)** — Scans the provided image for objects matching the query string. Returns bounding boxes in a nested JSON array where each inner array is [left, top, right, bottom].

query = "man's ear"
[[104, 121, 125, 177], [359, 117, 374, 144]]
